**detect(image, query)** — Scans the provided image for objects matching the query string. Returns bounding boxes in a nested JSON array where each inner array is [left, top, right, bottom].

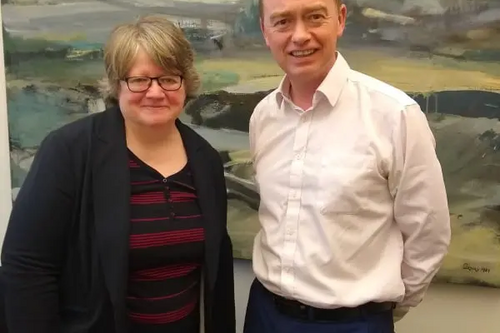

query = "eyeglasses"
[[122, 75, 183, 93]]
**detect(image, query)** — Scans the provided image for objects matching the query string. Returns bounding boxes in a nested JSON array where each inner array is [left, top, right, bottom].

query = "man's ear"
[[337, 4, 348, 37], [260, 18, 270, 47]]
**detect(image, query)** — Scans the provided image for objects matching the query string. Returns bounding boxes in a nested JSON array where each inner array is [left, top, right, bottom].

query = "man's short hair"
[[258, 0, 341, 18]]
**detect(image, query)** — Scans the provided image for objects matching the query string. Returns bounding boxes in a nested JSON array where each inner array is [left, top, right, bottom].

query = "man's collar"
[[275, 52, 350, 109]]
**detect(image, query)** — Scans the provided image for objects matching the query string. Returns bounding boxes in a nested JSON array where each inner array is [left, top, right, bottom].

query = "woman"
[[1, 15, 235, 333]]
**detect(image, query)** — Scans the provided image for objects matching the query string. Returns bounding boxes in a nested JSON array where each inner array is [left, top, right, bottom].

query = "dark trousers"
[[0, 267, 7, 332], [243, 279, 394, 333]]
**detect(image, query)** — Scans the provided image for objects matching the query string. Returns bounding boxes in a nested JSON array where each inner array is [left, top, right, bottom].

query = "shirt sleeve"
[[249, 104, 258, 163], [388, 104, 451, 313], [249, 102, 261, 189]]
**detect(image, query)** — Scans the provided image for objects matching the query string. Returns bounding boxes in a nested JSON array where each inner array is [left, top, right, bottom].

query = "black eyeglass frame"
[[121, 75, 184, 93]]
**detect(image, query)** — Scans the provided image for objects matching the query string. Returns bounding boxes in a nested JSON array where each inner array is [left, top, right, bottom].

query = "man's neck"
[[288, 80, 320, 111], [288, 54, 338, 111]]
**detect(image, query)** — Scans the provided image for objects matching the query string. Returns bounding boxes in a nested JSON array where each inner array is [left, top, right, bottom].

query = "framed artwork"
[[2, 0, 500, 287]]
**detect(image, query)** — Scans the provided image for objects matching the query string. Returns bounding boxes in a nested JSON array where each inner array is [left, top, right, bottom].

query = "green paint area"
[[4, 29, 241, 91], [199, 70, 240, 92], [3, 27, 65, 54], [4, 28, 105, 86], [7, 58, 104, 86]]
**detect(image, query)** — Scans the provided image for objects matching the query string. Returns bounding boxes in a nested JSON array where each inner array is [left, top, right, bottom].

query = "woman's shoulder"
[[45, 107, 115, 146], [34, 108, 116, 167]]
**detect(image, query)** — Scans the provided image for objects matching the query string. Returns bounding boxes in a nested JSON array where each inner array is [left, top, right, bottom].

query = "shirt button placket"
[[281, 114, 310, 295]]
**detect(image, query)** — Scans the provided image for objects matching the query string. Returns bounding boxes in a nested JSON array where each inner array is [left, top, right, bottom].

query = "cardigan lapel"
[[91, 108, 130, 331], [178, 122, 221, 293]]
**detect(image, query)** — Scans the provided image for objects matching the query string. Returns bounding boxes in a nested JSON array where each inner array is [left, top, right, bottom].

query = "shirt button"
[[162, 178, 168, 183]]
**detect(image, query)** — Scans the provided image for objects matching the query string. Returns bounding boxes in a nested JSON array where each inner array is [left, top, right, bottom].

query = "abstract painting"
[[2, 0, 500, 287]]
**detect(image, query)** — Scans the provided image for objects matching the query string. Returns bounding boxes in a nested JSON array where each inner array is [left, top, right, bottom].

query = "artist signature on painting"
[[462, 263, 491, 273]]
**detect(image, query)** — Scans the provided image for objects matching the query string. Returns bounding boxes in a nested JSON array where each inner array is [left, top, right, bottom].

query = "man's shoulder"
[[251, 88, 280, 123], [348, 69, 417, 109]]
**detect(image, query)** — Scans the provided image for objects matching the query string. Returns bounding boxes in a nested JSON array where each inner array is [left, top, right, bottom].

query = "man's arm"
[[388, 104, 451, 320], [248, 103, 260, 190], [249, 105, 258, 165]]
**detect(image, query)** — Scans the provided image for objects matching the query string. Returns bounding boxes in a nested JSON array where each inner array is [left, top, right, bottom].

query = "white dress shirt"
[[249, 52, 451, 315]]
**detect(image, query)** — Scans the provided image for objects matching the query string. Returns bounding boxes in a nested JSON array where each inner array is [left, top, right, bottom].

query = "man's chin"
[[286, 66, 319, 82]]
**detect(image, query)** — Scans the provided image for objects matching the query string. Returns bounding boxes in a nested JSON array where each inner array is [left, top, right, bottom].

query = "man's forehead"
[[267, 1, 331, 14], [261, 0, 338, 12]]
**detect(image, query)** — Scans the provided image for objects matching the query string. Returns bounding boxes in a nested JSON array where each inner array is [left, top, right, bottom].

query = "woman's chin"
[[140, 114, 178, 128]]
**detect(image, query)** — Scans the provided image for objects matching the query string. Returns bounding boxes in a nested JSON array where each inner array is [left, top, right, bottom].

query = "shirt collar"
[[274, 51, 350, 109]]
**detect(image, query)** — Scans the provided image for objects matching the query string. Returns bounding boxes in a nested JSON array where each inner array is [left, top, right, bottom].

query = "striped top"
[[126, 149, 205, 333]]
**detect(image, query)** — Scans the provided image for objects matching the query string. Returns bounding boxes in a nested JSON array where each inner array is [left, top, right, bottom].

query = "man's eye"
[[275, 19, 288, 26], [310, 14, 324, 20]]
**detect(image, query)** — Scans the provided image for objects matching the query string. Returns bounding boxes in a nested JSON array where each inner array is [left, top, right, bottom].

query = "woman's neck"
[[125, 120, 180, 153], [125, 120, 188, 177]]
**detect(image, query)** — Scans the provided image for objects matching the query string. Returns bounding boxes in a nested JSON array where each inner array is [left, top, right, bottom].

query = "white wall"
[[0, 5, 13, 256], [233, 259, 500, 333]]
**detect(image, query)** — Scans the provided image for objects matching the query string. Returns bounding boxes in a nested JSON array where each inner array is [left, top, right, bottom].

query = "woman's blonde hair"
[[100, 15, 201, 106]]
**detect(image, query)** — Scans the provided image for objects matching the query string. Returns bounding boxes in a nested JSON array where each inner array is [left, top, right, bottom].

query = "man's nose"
[[291, 21, 311, 44]]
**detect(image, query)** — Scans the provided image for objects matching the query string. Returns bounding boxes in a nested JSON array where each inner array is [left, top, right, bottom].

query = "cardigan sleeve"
[[1, 130, 76, 333], [211, 151, 236, 333]]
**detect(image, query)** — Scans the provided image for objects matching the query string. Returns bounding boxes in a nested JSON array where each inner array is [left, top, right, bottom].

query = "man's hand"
[[393, 305, 410, 322]]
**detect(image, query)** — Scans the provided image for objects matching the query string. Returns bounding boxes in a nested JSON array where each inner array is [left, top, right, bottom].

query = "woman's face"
[[118, 48, 186, 128]]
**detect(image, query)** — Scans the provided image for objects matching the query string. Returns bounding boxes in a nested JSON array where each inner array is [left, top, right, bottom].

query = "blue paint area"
[[7, 89, 85, 149]]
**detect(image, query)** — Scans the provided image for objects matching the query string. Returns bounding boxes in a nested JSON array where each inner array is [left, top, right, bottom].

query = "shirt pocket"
[[319, 153, 376, 215]]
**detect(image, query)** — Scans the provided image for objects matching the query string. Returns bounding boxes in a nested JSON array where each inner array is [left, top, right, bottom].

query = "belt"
[[269, 291, 395, 322]]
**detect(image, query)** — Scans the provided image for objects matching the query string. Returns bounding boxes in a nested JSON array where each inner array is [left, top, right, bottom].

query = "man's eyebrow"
[[269, 10, 291, 21], [305, 4, 328, 13], [269, 4, 329, 21]]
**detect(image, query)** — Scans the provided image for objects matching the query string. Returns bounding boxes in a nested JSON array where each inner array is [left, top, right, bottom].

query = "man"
[[243, 0, 451, 332]]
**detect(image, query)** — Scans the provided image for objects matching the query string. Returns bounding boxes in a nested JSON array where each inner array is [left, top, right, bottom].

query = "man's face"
[[260, 0, 346, 84]]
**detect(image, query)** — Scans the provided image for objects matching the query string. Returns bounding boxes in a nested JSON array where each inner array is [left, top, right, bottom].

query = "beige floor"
[[395, 283, 500, 333], [234, 260, 500, 333]]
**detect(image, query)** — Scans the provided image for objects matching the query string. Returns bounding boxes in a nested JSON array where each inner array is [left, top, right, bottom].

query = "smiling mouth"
[[290, 49, 317, 57]]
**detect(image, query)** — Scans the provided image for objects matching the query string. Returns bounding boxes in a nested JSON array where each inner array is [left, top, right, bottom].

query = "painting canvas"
[[2, 0, 500, 288]]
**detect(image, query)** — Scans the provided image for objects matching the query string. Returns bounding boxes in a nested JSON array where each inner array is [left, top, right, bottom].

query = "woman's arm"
[[1, 130, 75, 332], [211, 151, 236, 333], [214, 232, 236, 333]]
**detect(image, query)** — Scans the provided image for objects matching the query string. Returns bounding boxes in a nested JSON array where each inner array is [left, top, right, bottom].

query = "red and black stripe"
[[126, 150, 204, 333]]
